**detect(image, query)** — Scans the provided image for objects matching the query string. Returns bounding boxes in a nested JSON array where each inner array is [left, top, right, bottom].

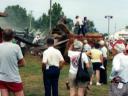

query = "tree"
[[50, 3, 64, 28], [4, 5, 30, 30], [66, 18, 73, 30], [125, 26, 128, 29], [86, 20, 98, 32], [35, 2, 65, 33]]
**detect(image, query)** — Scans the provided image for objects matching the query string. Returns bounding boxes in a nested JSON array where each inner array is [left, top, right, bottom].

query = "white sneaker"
[[96, 82, 101, 86], [100, 65, 105, 70]]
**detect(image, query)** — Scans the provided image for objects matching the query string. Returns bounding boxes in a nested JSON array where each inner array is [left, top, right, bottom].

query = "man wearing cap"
[[68, 39, 90, 96], [109, 41, 128, 96]]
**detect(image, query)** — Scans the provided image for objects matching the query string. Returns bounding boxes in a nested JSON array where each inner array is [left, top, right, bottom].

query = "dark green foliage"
[[5, 5, 30, 30], [87, 20, 98, 32]]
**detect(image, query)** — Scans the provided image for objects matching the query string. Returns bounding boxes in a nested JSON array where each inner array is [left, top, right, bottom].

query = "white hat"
[[113, 40, 125, 53], [99, 40, 105, 45], [73, 40, 83, 49]]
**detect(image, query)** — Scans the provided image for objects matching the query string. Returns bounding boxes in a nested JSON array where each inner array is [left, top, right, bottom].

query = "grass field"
[[20, 53, 112, 96]]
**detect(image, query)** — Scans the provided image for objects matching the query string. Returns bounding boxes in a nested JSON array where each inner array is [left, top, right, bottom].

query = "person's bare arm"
[[59, 60, 65, 69], [42, 62, 46, 71], [18, 58, 25, 67], [85, 62, 90, 69]]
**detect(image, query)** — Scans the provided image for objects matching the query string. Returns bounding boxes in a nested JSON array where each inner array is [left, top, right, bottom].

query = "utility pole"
[[104, 15, 113, 59], [49, 0, 52, 34], [29, 11, 32, 32], [105, 15, 113, 39]]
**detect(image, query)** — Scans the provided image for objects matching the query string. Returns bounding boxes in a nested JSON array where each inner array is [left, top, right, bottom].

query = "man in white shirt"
[[42, 37, 65, 96]]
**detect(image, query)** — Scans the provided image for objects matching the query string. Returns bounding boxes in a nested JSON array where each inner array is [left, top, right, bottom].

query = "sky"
[[0, 0, 128, 34]]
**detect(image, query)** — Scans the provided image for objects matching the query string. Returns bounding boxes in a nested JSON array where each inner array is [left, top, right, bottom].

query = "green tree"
[[66, 18, 73, 30], [35, 2, 65, 33], [87, 20, 98, 32], [4, 5, 30, 30], [50, 3, 64, 28]]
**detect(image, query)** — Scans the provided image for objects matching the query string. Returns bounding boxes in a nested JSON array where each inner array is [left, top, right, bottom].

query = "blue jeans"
[[43, 66, 60, 96]]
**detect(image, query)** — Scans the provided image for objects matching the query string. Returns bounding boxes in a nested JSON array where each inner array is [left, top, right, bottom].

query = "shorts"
[[92, 62, 102, 71], [69, 73, 88, 88], [0, 80, 23, 92]]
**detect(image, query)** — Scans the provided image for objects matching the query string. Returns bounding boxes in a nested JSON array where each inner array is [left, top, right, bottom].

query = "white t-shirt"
[[110, 53, 128, 82], [101, 46, 108, 58], [68, 50, 89, 75], [74, 17, 83, 26], [42, 47, 64, 69], [0, 42, 23, 83]]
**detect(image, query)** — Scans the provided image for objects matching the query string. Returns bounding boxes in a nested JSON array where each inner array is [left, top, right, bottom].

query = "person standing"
[[83, 39, 91, 52], [68, 39, 90, 96], [74, 16, 84, 35], [42, 37, 65, 96], [82, 17, 88, 34], [109, 42, 128, 96], [99, 40, 108, 84], [87, 43, 103, 86], [0, 29, 25, 96], [20, 42, 26, 56]]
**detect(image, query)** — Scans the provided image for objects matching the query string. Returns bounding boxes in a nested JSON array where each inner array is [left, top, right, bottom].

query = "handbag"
[[75, 46, 90, 84]]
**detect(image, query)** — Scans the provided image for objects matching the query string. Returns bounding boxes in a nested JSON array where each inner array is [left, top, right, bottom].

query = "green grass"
[[20, 53, 112, 96]]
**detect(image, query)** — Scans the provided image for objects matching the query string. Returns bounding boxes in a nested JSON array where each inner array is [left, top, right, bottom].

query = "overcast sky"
[[0, 0, 128, 34]]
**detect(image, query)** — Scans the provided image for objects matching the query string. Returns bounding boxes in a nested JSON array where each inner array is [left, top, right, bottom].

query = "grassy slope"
[[20, 53, 112, 96]]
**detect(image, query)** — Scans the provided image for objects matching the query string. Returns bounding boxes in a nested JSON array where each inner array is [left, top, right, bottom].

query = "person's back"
[[0, 29, 25, 96], [68, 40, 90, 96], [43, 46, 63, 68], [42, 37, 64, 96], [0, 42, 22, 82], [91, 48, 102, 63]]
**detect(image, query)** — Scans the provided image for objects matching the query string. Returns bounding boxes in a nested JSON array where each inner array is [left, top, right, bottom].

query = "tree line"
[[3, 3, 98, 34]]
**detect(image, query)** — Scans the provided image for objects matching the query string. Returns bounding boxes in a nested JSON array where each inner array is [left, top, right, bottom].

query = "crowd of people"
[[1, 28, 128, 96]]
